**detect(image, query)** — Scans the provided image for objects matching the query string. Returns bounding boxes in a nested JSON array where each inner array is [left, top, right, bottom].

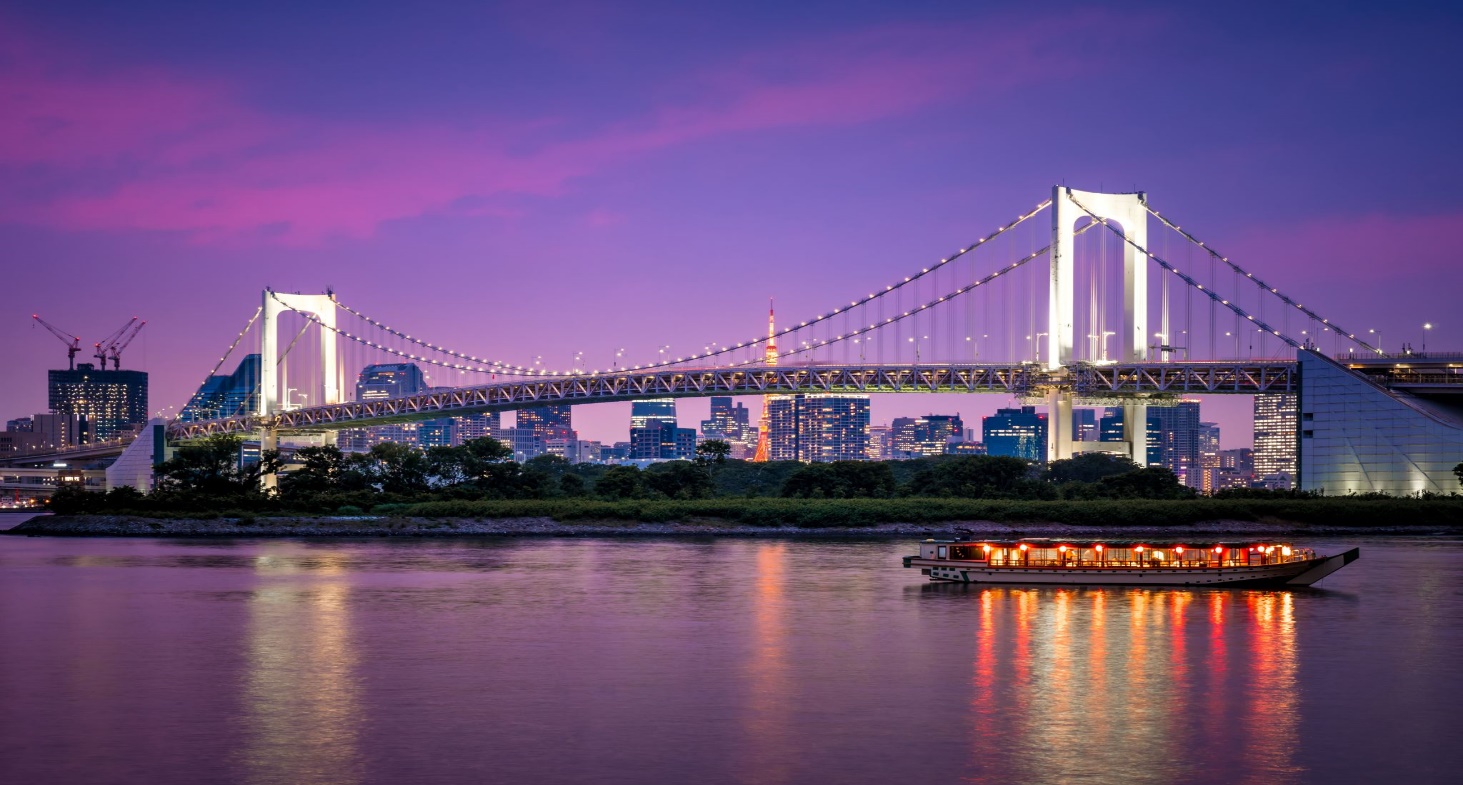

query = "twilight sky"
[[2, 0, 1461, 447]]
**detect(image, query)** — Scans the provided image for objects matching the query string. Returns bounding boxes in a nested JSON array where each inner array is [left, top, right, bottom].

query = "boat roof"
[[923, 537, 1293, 548]]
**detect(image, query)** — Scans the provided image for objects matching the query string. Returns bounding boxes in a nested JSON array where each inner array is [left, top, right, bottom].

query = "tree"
[[153, 434, 281, 497], [1046, 453, 1141, 484], [1455, 462, 1463, 488], [903, 456, 1033, 498], [1095, 467, 1194, 499], [781, 461, 896, 498], [356, 441, 431, 495], [596, 465, 644, 499], [644, 461, 715, 499]]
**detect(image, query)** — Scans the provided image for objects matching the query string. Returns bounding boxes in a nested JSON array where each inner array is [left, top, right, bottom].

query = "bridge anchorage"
[[137, 185, 1463, 494]]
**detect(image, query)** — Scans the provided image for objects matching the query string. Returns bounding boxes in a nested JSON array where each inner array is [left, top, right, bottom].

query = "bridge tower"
[[259, 290, 342, 417], [1047, 187, 1150, 466]]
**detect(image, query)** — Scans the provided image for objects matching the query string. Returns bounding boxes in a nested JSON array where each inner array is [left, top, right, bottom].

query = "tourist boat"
[[903, 539, 1359, 587]]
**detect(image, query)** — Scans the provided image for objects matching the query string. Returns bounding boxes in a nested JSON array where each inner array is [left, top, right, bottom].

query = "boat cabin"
[[915, 539, 1315, 569]]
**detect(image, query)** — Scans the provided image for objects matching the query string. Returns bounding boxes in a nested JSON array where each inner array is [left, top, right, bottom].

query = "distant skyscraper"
[[5, 417, 33, 433], [1218, 448, 1256, 489], [1197, 421, 1221, 493], [891, 414, 965, 458], [181, 354, 260, 422], [982, 407, 1047, 462], [453, 412, 501, 445], [48, 363, 147, 442], [630, 420, 696, 460], [514, 405, 574, 460], [765, 394, 870, 462], [700, 396, 753, 455], [1149, 401, 1202, 487], [630, 399, 677, 430], [1254, 394, 1297, 487], [339, 363, 429, 451], [868, 425, 893, 460], [1072, 409, 1098, 442]]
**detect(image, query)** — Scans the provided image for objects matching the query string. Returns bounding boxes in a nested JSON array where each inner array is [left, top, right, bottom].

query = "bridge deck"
[[168, 362, 1300, 440]]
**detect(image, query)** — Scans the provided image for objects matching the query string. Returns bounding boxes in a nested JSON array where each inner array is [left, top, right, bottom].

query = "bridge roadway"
[[168, 361, 1299, 441]]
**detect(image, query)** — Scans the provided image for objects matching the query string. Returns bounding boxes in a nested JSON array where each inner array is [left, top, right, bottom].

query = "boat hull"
[[904, 548, 1359, 587]]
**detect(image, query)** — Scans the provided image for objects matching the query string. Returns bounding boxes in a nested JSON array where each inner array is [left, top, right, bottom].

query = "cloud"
[[1229, 211, 1463, 283], [0, 11, 1141, 244]]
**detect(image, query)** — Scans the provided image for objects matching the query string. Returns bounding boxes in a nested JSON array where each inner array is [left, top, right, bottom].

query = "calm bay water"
[[0, 530, 1458, 785]]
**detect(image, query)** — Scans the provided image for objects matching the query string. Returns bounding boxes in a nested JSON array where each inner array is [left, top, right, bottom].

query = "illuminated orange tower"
[[752, 300, 778, 462]]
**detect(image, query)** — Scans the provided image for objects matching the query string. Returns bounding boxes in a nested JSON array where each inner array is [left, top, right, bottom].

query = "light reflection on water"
[[0, 536, 1457, 785]]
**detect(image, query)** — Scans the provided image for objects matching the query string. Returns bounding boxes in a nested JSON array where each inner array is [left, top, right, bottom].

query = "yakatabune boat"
[[903, 539, 1359, 587]]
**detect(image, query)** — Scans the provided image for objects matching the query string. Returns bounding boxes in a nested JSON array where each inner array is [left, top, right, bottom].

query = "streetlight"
[[1369, 329, 1382, 354], [1100, 331, 1116, 361], [1423, 323, 1433, 353], [658, 345, 669, 365], [613, 348, 625, 370], [1035, 332, 1049, 362]]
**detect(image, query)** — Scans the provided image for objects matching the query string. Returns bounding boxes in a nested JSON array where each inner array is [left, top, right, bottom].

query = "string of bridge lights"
[[171, 307, 262, 424], [268, 293, 508, 375], [1068, 195, 1312, 352], [1141, 203, 1379, 354], [714, 221, 1102, 368], [320, 198, 1055, 377]]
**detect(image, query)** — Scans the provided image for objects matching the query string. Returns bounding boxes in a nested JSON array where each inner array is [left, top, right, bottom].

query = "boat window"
[[937, 546, 948, 559]]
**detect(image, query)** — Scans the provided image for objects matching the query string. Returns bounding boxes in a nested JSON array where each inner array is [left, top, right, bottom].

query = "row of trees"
[[49, 435, 1227, 515]]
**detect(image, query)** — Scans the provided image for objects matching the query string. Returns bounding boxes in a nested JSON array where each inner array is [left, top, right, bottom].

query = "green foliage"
[[1454, 462, 1463, 488], [903, 456, 1036, 498], [154, 434, 281, 499], [596, 465, 644, 499], [643, 461, 716, 499], [781, 461, 895, 498], [1094, 467, 1195, 499], [1045, 453, 1141, 484]]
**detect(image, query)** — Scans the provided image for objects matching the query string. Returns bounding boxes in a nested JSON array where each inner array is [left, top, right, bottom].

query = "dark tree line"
[[50, 436, 1209, 515]]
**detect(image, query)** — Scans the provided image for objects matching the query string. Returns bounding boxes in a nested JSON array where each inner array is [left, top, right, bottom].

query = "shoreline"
[[7, 515, 1461, 539]]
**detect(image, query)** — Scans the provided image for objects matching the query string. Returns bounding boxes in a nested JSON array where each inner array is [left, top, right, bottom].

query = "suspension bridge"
[[162, 186, 1395, 469]]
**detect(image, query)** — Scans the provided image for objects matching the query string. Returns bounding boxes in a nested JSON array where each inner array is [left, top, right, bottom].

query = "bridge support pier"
[[1123, 402, 1148, 466], [1046, 390, 1074, 462], [260, 427, 279, 492]]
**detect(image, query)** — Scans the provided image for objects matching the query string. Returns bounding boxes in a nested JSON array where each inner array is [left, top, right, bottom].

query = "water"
[[0, 534, 1458, 785]]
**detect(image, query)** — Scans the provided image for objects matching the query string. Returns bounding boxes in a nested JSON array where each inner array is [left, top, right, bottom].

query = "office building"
[[982, 407, 1047, 462], [892, 414, 965, 458], [630, 420, 697, 461], [507, 405, 574, 460], [48, 363, 147, 442], [630, 399, 677, 431], [338, 363, 429, 451], [766, 395, 871, 462], [1217, 448, 1255, 490], [1197, 421, 1221, 493], [453, 412, 502, 445], [1254, 394, 1297, 489], [1073, 409, 1098, 442], [1149, 401, 1202, 487], [6, 417, 33, 432], [700, 397, 754, 456], [868, 425, 893, 460], [181, 354, 260, 422]]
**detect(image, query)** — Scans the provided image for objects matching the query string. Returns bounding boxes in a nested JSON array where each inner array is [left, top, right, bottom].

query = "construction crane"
[[107, 320, 146, 370], [93, 317, 138, 367], [32, 315, 83, 370]]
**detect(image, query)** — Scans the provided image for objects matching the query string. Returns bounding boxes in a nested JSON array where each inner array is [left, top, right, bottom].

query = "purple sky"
[[3, 1, 1461, 448]]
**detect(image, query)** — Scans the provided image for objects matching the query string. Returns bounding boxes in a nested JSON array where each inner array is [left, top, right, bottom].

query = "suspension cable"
[[1143, 204, 1378, 354], [329, 198, 1054, 375], [1066, 195, 1305, 351], [173, 307, 261, 424]]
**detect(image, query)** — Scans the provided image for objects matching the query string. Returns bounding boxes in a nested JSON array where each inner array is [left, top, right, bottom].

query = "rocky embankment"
[[5, 514, 1452, 538]]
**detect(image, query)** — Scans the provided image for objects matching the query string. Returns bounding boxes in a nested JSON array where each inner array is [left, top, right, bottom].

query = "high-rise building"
[[48, 363, 147, 442], [765, 394, 871, 462], [1218, 448, 1256, 489], [868, 425, 893, 460], [1149, 401, 1202, 487], [1197, 421, 1221, 493], [6, 417, 33, 432], [982, 407, 1047, 461], [339, 363, 429, 451], [631, 399, 677, 430], [453, 412, 502, 445], [1073, 409, 1098, 442], [1254, 394, 1297, 488], [181, 354, 260, 422], [1097, 406, 1162, 465], [31, 413, 87, 450], [701, 396, 753, 456], [629, 420, 697, 461], [510, 405, 574, 460], [891, 414, 965, 458]]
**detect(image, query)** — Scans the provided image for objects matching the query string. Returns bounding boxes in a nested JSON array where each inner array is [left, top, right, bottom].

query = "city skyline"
[[2, 2, 1462, 449]]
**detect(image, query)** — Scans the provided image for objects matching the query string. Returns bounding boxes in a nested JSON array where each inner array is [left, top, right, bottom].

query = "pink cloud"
[[1230, 212, 1463, 283], [0, 12, 1144, 244]]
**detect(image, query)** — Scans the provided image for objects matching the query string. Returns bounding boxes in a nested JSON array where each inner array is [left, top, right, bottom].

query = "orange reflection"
[[743, 542, 792, 783], [964, 588, 1300, 785], [241, 549, 362, 785]]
